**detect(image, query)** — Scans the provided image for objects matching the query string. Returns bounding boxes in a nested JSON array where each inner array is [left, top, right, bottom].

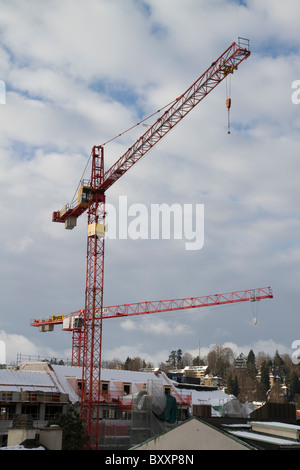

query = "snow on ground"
[[0, 445, 45, 450]]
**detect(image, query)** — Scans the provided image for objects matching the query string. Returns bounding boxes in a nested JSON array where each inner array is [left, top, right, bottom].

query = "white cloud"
[[1, 329, 75, 366], [0, 331, 37, 362], [102, 342, 170, 368], [120, 317, 193, 336], [121, 320, 137, 332], [187, 339, 293, 363]]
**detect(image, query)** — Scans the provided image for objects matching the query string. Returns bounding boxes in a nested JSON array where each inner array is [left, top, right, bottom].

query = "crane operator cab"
[[78, 185, 92, 207]]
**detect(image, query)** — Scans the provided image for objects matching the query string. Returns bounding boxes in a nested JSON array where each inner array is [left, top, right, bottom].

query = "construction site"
[[3, 37, 278, 451], [0, 362, 194, 450], [3, 359, 300, 451], [3, 0, 300, 455]]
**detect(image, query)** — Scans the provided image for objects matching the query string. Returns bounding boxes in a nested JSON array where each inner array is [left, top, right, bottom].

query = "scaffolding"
[[94, 379, 192, 449], [130, 380, 179, 447]]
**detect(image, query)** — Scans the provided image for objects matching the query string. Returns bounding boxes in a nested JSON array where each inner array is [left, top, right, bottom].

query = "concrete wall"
[[6, 425, 62, 450], [7, 428, 36, 447], [39, 427, 63, 450]]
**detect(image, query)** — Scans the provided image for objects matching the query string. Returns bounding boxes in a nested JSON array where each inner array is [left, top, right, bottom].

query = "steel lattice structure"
[[80, 146, 106, 445], [31, 286, 273, 365], [50, 39, 251, 449]]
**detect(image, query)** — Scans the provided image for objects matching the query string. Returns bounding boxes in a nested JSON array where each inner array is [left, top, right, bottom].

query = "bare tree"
[[182, 352, 193, 367], [207, 344, 234, 378]]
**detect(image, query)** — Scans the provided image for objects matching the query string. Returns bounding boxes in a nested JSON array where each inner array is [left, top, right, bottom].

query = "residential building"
[[234, 353, 248, 369], [0, 362, 69, 447], [167, 366, 220, 387], [0, 361, 262, 450], [183, 365, 208, 379], [0, 362, 191, 448]]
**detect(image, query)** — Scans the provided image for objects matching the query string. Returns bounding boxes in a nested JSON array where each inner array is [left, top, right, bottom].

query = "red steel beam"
[[52, 40, 250, 224], [98, 40, 250, 193], [100, 286, 273, 319], [30, 286, 273, 328]]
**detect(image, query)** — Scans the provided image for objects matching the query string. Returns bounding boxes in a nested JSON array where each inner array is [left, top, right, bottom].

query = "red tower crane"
[[31, 286, 273, 366], [51, 39, 251, 449]]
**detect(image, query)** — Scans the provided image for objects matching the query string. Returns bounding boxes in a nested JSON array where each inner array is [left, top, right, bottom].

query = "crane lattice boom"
[[52, 39, 250, 225], [31, 286, 272, 327], [100, 40, 250, 193], [31, 286, 273, 368]]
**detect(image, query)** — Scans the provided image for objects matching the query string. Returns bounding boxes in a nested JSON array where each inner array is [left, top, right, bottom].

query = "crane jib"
[[98, 41, 250, 194], [52, 40, 250, 223]]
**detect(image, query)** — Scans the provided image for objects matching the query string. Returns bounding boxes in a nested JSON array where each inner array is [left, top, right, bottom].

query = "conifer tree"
[[289, 371, 300, 401], [247, 349, 257, 378], [260, 361, 270, 393], [233, 375, 240, 397], [226, 374, 234, 395], [48, 406, 88, 450]]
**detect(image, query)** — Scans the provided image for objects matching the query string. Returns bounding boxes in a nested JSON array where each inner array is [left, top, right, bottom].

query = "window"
[[0, 405, 14, 420], [101, 381, 109, 392], [101, 408, 116, 419], [45, 405, 63, 421], [123, 383, 131, 395], [77, 380, 85, 391], [121, 411, 131, 420], [21, 405, 39, 420]]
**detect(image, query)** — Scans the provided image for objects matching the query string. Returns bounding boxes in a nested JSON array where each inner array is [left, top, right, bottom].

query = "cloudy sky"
[[0, 0, 300, 366]]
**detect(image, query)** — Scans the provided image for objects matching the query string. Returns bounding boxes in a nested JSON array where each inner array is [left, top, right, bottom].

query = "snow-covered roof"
[[0, 363, 178, 403], [0, 369, 59, 393], [0, 445, 45, 451], [249, 421, 300, 431], [50, 365, 174, 403], [228, 430, 300, 447], [49, 365, 236, 408], [0, 364, 234, 411], [184, 388, 232, 416]]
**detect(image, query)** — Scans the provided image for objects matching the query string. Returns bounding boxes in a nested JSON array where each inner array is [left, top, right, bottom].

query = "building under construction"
[[0, 362, 236, 449]]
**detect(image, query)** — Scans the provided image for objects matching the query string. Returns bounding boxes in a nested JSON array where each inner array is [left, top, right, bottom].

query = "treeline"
[[102, 356, 154, 371], [102, 345, 300, 405], [226, 349, 300, 404]]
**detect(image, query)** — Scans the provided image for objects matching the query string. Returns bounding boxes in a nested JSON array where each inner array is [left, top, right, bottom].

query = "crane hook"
[[225, 73, 232, 135], [226, 98, 231, 134]]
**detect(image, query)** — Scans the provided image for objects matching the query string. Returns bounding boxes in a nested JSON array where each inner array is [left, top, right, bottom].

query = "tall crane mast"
[[52, 39, 250, 449]]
